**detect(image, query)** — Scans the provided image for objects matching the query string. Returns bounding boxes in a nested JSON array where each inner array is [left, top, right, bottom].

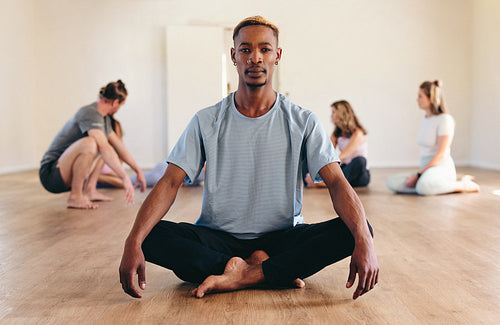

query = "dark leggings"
[[341, 156, 370, 187], [142, 218, 373, 286]]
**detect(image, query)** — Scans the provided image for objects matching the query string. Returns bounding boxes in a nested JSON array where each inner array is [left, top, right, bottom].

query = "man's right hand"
[[123, 178, 135, 204], [119, 242, 146, 298], [118, 164, 187, 298]]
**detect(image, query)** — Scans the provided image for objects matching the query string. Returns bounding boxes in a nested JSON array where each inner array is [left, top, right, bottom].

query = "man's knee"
[[142, 221, 170, 256], [79, 136, 98, 156], [141, 221, 188, 259]]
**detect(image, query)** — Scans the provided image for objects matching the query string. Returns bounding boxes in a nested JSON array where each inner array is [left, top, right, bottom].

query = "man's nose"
[[247, 54, 262, 64]]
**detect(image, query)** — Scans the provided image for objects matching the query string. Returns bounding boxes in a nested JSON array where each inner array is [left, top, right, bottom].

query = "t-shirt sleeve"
[[304, 113, 339, 182], [437, 114, 455, 137], [75, 107, 106, 134], [167, 115, 206, 183]]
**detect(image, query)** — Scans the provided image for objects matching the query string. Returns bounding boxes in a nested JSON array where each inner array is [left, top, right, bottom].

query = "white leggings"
[[386, 156, 457, 196]]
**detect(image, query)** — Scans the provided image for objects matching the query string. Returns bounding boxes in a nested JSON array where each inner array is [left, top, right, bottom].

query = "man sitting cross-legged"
[[119, 16, 378, 299]]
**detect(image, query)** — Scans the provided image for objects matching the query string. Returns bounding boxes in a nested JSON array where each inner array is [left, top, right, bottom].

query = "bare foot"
[[459, 175, 480, 193], [192, 257, 264, 298], [85, 189, 114, 202], [245, 250, 305, 289], [67, 195, 98, 209]]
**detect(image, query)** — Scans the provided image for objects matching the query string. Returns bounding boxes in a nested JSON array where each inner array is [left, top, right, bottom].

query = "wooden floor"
[[0, 167, 499, 324]]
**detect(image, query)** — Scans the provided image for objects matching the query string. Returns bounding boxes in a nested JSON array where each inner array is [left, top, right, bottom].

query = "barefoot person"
[[39, 80, 146, 209], [386, 80, 480, 195], [119, 16, 378, 299]]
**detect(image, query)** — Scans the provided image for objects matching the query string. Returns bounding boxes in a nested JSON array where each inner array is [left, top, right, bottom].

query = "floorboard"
[[0, 167, 499, 324]]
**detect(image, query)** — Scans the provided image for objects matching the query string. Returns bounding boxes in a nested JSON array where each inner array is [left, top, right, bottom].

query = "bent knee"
[[351, 156, 367, 168], [79, 136, 98, 156], [415, 177, 447, 196], [385, 176, 401, 192]]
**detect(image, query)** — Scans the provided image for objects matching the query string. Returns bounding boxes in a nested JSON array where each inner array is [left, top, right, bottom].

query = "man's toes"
[[195, 284, 209, 298], [294, 278, 305, 288], [194, 277, 216, 298], [192, 288, 201, 297]]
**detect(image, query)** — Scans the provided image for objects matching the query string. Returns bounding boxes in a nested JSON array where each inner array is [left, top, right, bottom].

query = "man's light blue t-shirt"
[[168, 93, 339, 239]]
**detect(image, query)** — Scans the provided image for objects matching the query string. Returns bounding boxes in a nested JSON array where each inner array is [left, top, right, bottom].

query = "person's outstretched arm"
[[319, 162, 379, 299], [108, 131, 147, 192], [88, 129, 135, 203], [119, 163, 186, 298]]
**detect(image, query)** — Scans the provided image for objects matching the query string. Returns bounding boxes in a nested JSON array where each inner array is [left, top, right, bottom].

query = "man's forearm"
[[99, 144, 129, 181], [329, 180, 372, 241], [320, 163, 372, 241], [108, 132, 142, 176], [115, 144, 142, 175]]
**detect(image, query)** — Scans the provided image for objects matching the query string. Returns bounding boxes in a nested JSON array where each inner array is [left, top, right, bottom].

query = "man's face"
[[110, 99, 125, 115], [231, 25, 282, 89]]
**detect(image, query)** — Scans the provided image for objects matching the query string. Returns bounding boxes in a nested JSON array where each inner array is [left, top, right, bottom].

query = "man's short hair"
[[232, 16, 279, 44]]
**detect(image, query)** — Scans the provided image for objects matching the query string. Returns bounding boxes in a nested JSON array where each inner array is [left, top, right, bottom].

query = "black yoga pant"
[[142, 218, 373, 286], [341, 156, 370, 187]]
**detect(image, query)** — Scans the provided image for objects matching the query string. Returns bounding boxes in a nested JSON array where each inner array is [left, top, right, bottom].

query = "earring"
[[275, 61, 279, 65], [233, 62, 237, 66]]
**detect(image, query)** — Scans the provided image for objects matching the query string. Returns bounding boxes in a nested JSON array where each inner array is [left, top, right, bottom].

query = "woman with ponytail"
[[386, 80, 479, 195]]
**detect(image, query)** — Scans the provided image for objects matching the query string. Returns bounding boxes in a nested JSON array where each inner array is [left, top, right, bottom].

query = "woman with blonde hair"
[[306, 100, 370, 187], [386, 80, 479, 195]]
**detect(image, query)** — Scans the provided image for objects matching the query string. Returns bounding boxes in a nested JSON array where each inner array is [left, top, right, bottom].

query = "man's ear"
[[230, 47, 236, 64], [275, 48, 283, 63]]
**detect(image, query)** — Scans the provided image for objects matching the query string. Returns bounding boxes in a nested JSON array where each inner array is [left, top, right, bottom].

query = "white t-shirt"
[[417, 113, 455, 158], [167, 93, 339, 239]]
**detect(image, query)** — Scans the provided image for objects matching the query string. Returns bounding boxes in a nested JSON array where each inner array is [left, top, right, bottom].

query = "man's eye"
[[262, 48, 271, 52], [240, 49, 250, 53]]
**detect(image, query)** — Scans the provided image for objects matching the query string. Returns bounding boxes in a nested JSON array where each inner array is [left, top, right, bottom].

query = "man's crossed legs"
[[142, 218, 372, 297]]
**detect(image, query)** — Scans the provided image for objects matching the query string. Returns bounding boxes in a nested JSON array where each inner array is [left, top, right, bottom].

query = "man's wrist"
[[353, 226, 374, 244], [125, 235, 143, 248]]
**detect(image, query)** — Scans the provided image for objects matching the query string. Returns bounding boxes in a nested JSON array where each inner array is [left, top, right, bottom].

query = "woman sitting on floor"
[[306, 100, 370, 188], [386, 80, 479, 195]]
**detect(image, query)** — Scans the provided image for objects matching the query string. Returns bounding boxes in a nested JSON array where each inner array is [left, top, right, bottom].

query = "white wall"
[[470, 0, 500, 170], [0, 0, 37, 173], [278, 0, 473, 167], [0, 0, 497, 173], [32, 0, 166, 169], [166, 26, 225, 154]]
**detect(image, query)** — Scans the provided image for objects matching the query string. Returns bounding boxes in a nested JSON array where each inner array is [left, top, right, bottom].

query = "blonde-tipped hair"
[[420, 80, 447, 115], [233, 16, 279, 44], [99, 79, 127, 103], [332, 100, 367, 138]]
